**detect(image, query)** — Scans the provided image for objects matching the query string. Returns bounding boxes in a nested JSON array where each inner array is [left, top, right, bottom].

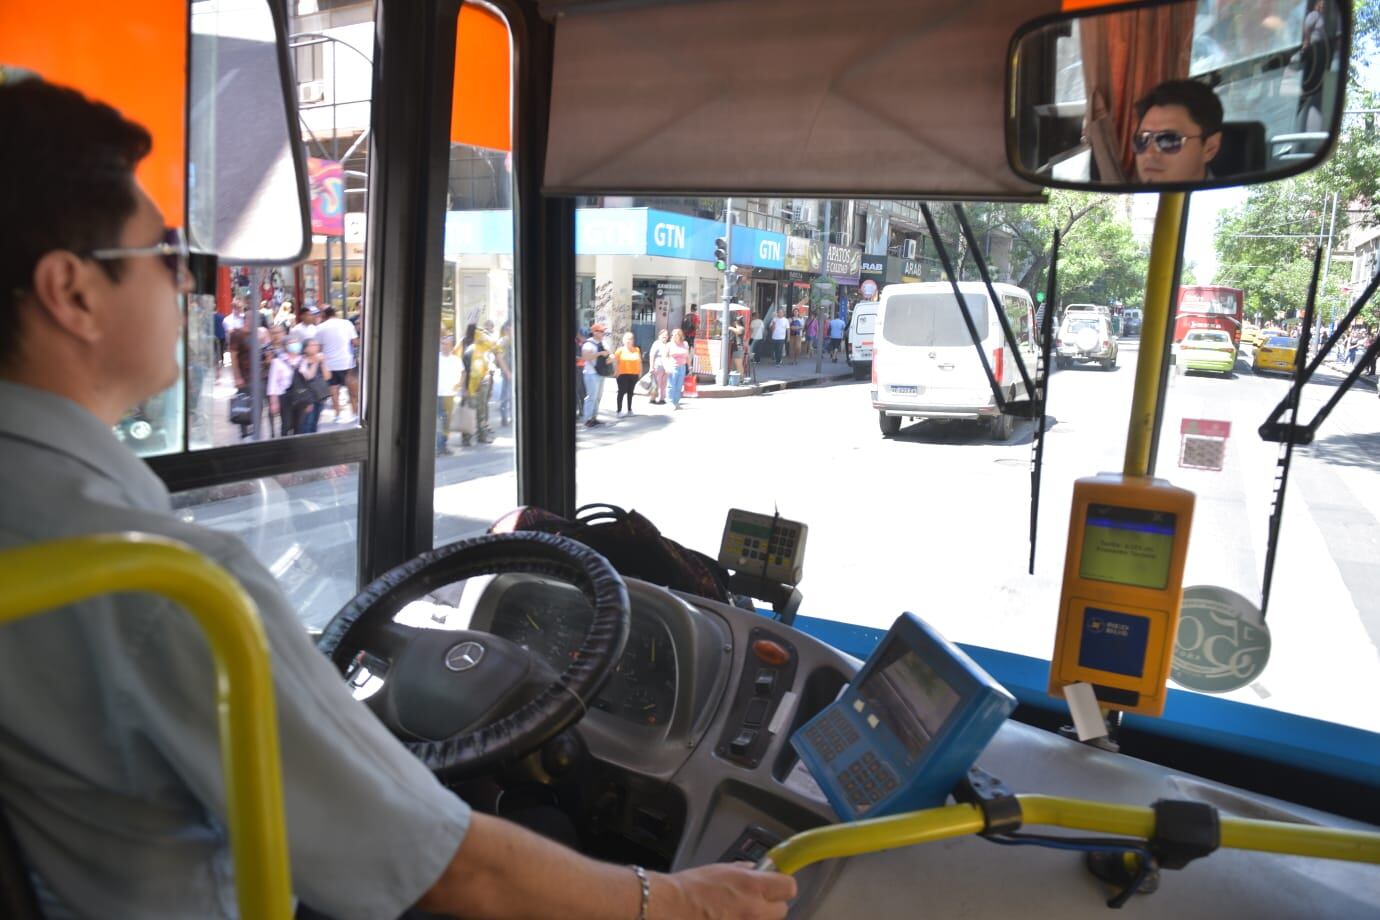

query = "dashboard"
[[488, 580, 678, 727]]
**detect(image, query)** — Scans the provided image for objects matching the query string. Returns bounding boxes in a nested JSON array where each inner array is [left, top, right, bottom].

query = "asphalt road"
[[183, 336, 1380, 730]]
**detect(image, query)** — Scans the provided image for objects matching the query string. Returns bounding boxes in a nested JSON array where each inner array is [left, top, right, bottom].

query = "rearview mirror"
[[186, 0, 310, 264], [1007, 0, 1350, 192]]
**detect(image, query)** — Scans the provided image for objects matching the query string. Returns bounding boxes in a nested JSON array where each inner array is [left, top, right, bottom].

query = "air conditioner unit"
[[298, 81, 325, 105], [902, 238, 919, 260]]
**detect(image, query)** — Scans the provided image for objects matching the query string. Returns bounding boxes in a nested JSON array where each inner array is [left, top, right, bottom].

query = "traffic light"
[[714, 237, 728, 272]]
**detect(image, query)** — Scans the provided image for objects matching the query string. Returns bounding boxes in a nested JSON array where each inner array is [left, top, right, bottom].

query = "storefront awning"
[[542, 0, 1055, 199]]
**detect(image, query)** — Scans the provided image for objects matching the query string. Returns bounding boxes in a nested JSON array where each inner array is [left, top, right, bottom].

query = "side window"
[[433, 2, 516, 547]]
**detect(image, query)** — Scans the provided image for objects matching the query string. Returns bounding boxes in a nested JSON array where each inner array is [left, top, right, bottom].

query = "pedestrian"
[[574, 329, 588, 417], [770, 308, 789, 365], [315, 305, 359, 423], [436, 333, 462, 455], [613, 332, 643, 417], [290, 337, 329, 434], [496, 320, 513, 426], [827, 313, 845, 361], [287, 304, 318, 346], [668, 327, 691, 408], [805, 313, 819, 357], [682, 304, 700, 350], [265, 325, 293, 437], [729, 316, 749, 381], [581, 323, 609, 427], [212, 309, 226, 378], [788, 312, 803, 363], [648, 328, 672, 404]]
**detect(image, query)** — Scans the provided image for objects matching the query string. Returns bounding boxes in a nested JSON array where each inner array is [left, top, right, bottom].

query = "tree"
[[1214, 91, 1380, 326]]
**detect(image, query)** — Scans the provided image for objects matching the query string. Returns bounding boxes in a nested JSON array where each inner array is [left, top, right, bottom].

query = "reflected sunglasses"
[[85, 227, 191, 283], [1132, 130, 1204, 154]]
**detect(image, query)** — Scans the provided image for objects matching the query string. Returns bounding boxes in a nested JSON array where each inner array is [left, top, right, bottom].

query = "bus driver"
[[0, 78, 795, 920], [1131, 79, 1224, 184]]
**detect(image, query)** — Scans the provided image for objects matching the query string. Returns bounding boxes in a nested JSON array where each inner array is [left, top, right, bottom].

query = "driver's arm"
[[418, 811, 797, 920]]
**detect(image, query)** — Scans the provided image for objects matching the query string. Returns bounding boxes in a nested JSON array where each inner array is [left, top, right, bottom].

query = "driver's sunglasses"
[[85, 227, 191, 284], [1132, 130, 1203, 154]]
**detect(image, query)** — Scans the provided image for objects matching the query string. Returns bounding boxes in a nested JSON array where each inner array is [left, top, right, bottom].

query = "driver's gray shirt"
[[0, 382, 470, 919]]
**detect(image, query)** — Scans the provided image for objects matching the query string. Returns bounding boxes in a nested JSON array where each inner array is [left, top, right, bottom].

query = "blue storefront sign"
[[446, 207, 786, 269], [644, 209, 719, 261], [730, 226, 787, 270]]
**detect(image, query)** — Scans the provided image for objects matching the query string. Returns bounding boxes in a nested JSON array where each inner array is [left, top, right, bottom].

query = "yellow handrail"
[[0, 534, 292, 919], [1124, 191, 1187, 478], [763, 793, 1380, 876]]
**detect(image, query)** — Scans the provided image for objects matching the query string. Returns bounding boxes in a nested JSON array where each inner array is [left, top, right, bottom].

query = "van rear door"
[[850, 307, 876, 363], [878, 291, 995, 409]]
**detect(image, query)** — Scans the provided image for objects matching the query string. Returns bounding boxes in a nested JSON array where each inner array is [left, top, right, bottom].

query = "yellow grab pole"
[[761, 803, 986, 875], [1124, 192, 1187, 477], [1018, 795, 1380, 865], [0, 534, 293, 919], [762, 794, 1380, 876]]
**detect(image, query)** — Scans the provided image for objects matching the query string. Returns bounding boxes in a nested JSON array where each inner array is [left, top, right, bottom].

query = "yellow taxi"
[[1253, 334, 1299, 374]]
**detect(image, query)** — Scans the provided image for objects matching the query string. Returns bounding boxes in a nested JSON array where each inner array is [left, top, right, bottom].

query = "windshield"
[[1266, 337, 1298, 348], [562, 187, 1379, 739]]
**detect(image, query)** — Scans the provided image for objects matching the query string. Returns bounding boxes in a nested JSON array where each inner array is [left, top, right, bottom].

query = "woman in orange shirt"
[[613, 331, 643, 417]]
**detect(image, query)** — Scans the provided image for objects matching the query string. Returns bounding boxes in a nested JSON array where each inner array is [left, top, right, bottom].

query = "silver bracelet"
[[630, 865, 651, 920]]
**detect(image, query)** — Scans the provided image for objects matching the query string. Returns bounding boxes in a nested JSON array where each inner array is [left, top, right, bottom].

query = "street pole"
[[815, 201, 830, 374], [718, 198, 734, 386]]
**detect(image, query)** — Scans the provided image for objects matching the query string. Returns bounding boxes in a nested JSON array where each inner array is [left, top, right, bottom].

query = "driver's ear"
[[27, 250, 106, 346], [1202, 131, 1222, 167]]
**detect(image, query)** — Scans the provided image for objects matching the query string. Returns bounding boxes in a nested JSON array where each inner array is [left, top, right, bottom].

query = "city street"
[[187, 336, 1380, 732]]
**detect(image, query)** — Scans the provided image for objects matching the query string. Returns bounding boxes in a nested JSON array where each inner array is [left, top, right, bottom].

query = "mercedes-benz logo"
[[444, 641, 485, 672]]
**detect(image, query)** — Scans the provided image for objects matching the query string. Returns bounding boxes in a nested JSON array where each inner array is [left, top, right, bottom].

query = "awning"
[[543, 0, 1058, 200]]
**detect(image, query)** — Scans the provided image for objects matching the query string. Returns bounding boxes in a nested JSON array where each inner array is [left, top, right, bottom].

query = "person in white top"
[[265, 325, 296, 436], [436, 334, 463, 454], [287, 305, 319, 346], [769, 308, 789, 365], [314, 305, 360, 422]]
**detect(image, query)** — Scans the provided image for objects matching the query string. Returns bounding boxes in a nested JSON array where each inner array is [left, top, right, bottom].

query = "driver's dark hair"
[[1134, 80, 1223, 137], [0, 78, 151, 368]]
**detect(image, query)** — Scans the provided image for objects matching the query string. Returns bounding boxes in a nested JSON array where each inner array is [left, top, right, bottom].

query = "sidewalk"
[[691, 349, 856, 398], [1319, 356, 1377, 391]]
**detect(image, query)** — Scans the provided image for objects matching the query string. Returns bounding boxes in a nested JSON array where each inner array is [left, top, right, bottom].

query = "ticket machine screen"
[[857, 644, 961, 764], [1078, 504, 1177, 590]]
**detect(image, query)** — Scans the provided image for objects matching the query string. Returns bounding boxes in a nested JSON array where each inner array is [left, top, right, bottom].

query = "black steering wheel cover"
[[318, 531, 630, 779]]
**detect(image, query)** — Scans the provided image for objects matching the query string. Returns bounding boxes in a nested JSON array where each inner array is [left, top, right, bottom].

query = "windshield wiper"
[[918, 204, 1042, 418], [1029, 230, 1059, 574], [917, 203, 1057, 572]]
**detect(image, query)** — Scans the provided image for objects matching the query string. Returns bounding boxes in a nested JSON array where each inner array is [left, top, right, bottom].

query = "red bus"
[[1175, 285, 1244, 346]]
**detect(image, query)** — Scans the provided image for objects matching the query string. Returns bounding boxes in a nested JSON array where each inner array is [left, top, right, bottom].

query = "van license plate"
[[891, 385, 917, 395]]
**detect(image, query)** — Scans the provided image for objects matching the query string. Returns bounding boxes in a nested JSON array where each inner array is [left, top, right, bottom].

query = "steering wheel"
[[317, 532, 631, 782]]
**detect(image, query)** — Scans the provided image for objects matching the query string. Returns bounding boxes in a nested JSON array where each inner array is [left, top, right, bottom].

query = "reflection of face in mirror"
[[1133, 80, 1223, 183], [1009, 0, 1348, 191]]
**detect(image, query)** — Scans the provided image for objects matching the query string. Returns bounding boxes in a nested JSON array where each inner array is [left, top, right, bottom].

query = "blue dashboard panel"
[[791, 614, 1016, 820], [787, 614, 1380, 791]]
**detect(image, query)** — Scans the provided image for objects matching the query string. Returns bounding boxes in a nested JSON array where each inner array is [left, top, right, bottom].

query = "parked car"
[[1122, 308, 1142, 336], [1055, 310, 1118, 370], [1178, 329, 1238, 376], [871, 281, 1037, 440], [1253, 335, 1299, 374], [847, 300, 878, 379]]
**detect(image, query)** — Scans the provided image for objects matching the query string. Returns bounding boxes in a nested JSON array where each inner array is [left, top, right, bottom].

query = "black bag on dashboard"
[[490, 503, 736, 605]]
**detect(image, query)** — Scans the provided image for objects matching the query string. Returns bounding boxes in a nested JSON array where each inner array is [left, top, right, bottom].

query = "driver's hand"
[[657, 862, 797, 920]]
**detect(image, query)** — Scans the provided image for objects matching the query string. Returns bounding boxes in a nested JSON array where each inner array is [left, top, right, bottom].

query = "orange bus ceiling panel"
[[452, 4, 511, 152], [0, 0, 188, 224]]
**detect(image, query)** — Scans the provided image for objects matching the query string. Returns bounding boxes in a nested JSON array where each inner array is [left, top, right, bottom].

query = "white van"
[[871, 282, 1038, 440], [847, 301, 878, 379]]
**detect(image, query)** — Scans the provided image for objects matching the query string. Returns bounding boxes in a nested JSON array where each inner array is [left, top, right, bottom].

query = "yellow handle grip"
[[0, 534, 293, 919]]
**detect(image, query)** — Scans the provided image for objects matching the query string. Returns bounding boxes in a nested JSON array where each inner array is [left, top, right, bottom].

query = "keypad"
[[802, 709, 859, 763], [837, 752, 899, 812], [737, 527, 799, 567]]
